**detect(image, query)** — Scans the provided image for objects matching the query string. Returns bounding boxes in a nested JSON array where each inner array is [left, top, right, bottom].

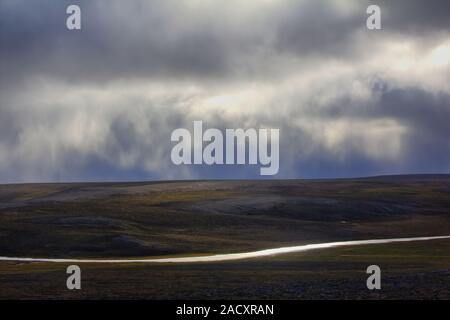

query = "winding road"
[[0, 235, 449, 264]]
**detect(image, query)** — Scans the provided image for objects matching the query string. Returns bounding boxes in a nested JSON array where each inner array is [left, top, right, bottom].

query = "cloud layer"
[[1, 0, 449, 182]]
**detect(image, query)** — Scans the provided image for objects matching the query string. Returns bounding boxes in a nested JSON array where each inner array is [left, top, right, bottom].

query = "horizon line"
[[2, 172, 450, 186]]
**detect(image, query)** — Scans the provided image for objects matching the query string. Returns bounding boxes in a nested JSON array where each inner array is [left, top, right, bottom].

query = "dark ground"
[[0, 175, 449, 299]]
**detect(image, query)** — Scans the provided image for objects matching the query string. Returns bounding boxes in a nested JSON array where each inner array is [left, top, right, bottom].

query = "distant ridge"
[[1, 173, 450, 186]]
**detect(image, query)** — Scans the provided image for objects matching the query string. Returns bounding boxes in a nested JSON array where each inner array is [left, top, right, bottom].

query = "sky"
[[0, 0, 449, 183]]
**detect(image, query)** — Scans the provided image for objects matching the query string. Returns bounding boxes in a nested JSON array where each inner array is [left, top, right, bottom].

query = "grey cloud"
[[1, 0, 245, 84], [5, 0, 449, 86], [1, 79, 450, 182], [1, 0, 450, 182], [380, 0, 450, 33], [273, 0, 367, 58]]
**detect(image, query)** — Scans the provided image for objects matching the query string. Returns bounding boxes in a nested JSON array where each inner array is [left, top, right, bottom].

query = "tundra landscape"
[[0, 175, 449, 299], [1, 0, 450, 307]]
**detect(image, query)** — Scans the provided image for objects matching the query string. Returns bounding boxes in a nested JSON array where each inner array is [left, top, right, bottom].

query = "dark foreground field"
[[0, 175, 449, 299]]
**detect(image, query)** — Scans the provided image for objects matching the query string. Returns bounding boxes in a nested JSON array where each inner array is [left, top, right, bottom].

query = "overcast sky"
[[0, 0, 449, 182]]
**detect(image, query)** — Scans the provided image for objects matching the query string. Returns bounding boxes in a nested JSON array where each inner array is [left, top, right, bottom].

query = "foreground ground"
[[0, 175, 449, 299], [0, 239, 449, 299]]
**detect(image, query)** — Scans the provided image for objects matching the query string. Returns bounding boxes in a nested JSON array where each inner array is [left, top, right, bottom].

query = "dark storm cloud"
[[284, 85, 450, 178], [273, 1, 366, 58], [379, 0, 450, 32], [0, 0, 449, 182], [1, 0, 448, 84], [1, 0, 246, 84], [375, 87, 450, 171]]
